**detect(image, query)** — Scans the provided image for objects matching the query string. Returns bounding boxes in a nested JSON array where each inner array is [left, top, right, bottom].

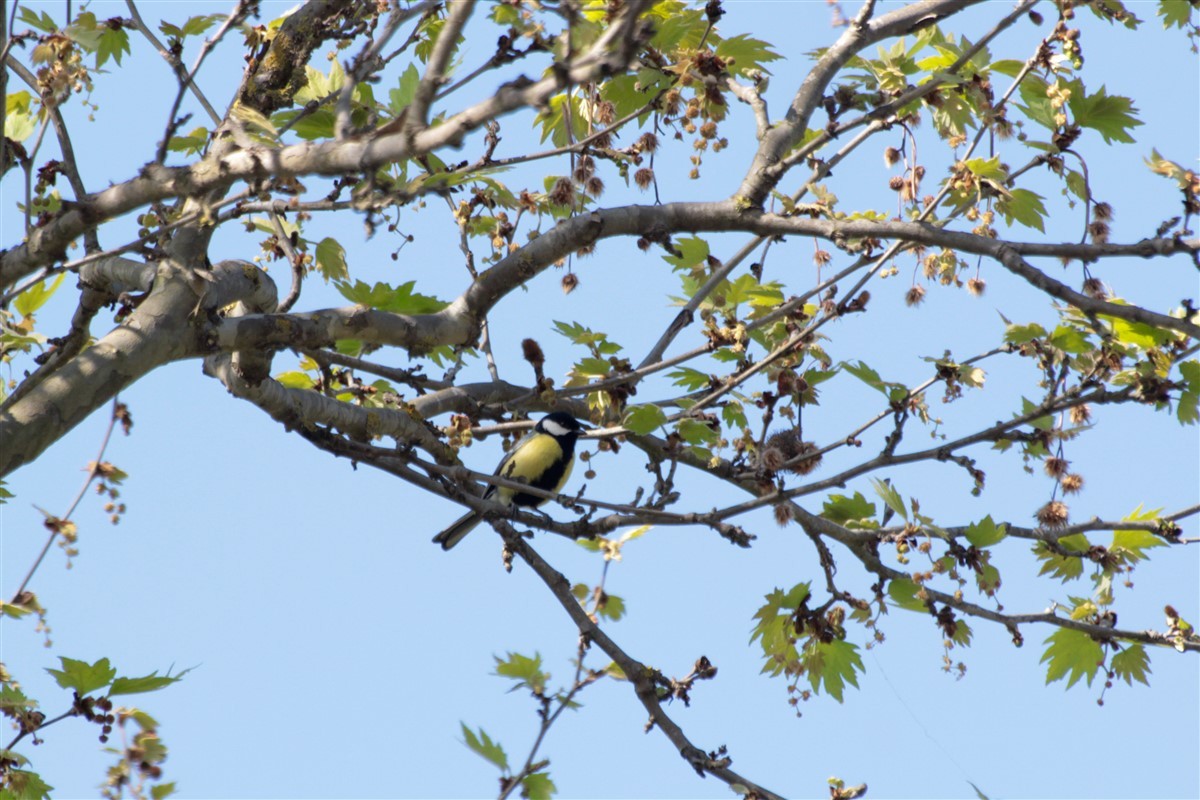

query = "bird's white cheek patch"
[[543, 420, 571, 437]]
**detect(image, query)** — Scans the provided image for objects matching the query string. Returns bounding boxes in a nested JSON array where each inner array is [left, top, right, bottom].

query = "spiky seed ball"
[[1061, 473, 1085, 494], [1036, 500, 1069, 528], [1043, 456, 1069, 478]]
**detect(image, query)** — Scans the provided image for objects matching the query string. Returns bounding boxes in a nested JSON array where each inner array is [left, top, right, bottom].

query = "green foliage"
[[841, 361, 908, 403], [887, 578, 929, 612], [870, 478, 907, 522], [1033, 533, 1090, 582], [714, 34, 783, 77], [521, 771, 557, 800], [166, 126, 210, 156], [996, 188, 1047, 232], [494, 652, 549, 696], [964, 515, 1007, 548], [1111, 643, 1152, 686], [750, 583, 809, 676], [335, 280, 446, 314], [46, 656, 117, 695], [314, 237, 349, 282], [460, 723, 509, 771], [1177, 360, 1200, 425], [13, 275, 64, 319], [1067, 83, 1142, 144], [803, 639, 864, 703], [1040, 628, 1104, 689], [109, 668, 192, 697], [4, 91, 37, 142], [1, 768, 53, 800], [624, 404, 667, 435], [820, 492, 878, 529], [159, 14, 225, 42]]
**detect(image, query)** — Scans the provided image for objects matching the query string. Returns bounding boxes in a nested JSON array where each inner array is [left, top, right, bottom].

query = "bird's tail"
[[432, 511, 482, 550]]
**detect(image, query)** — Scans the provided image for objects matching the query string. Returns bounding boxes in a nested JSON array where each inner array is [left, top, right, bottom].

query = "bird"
[[433, 412, 585, 550]]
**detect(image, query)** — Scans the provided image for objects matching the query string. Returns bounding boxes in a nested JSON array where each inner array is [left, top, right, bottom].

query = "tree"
[[2, 0, 1198, 797]]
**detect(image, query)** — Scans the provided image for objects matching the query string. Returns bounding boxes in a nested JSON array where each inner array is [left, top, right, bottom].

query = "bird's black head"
[[536, 412, 583, 440]]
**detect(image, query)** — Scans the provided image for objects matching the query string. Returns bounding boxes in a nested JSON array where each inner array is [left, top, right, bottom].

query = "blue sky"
[[2, 2, 1198, 798]]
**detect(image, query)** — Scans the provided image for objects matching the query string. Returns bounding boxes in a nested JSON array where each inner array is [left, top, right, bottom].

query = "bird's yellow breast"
[[497, 433, 573, 506]]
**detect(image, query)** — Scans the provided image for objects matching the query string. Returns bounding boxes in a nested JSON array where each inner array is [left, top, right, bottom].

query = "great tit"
[[433, 412, 585, 550]]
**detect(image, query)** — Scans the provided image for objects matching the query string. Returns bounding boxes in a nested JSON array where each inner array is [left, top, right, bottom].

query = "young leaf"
[[1040, 628, 1104, 689], [493, 652, 548, 695], [13, 274, 65, 319], [964, 515, 1007, 548], [624, 404, 667, 435], [460, 723, 509, 772], [887, 578, 929, 612], [109, 667, 192, 697], [314, 237, 349, 282], [1177, 360, 1199, 425], [802, 639, 864, 702], [820, 492, 877, 528], [1110, 643, 1152, 686], [870, 478, 907, 522], [521, 771, 557, 800], [45, 657, 116, 695], [1068, 83, 1142, 144]]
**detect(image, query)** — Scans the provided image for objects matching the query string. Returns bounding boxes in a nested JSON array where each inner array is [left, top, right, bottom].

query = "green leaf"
[[1034, 533, 1090, 581], [841, 361, 908, 401], [18, 7, 57, 33], [0, 684, 34, 713], [661, 236, 710, 272], [714, 34, 783, 77], [1177, 360, 1199, 425], [521, 771, 557, 800], [4, 91, 37, 142], [150, 781, 178, 800], [1003, 321, 1047, 345], [13, 274, 65, 318], [388, 64, 421, 115], [334, 280, 445, 314], [109, 667, 191, 696], [1068, 83, 1142, 144], [598, 593, 626, 622], [460, 723, 509, 771], [1111, 505, 1166, 565], [1110, 643, 1152, 686], [1158, 0, 1195, 29], [493, 652, 548, 695], [820, 492, 877, 529], [870, 478, 907, 522], [1, 768, 53, 800], [1040, 628, 1104, 689], [750, 584, 810, 674], [95, 27, 131, 68], [274, 371, 314, 389], [45, 657, 116, 695], [887, 578, 929, 612], [964, 515, 1007, 548], [166, 126, 210, 156], [314, 237, 349, 282], [677, 419, 718, 446], [963, 156, 1007, 182], [667, 367, 710, 392], [996, 188, 1047, 232], [574, 357, 611, 377], [803, 639, 864, 702], [624, 404, 667, 435]]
